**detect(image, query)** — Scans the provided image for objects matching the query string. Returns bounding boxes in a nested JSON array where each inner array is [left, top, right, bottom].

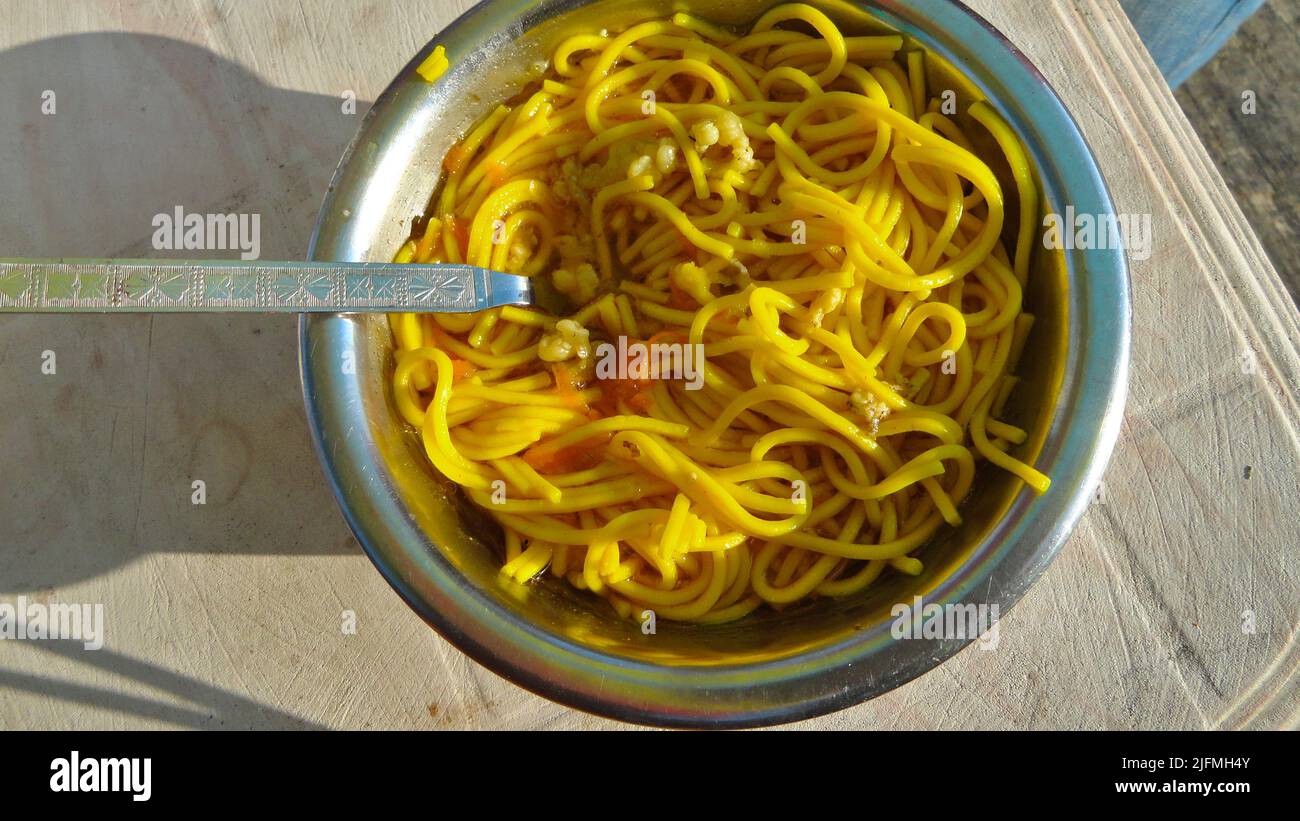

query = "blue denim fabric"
[[1120, 0, 1267, 88]]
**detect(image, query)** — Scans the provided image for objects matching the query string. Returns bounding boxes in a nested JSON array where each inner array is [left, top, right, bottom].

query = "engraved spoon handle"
[[0, 259, 533, 313]]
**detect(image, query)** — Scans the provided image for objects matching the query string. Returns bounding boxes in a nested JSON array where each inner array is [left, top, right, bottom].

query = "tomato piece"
[[485, 159, 511, 187], [443, 144, 471, 174], [449, 358, 477, 382], [446, 216, 471, 259], [522, 432, 613, 474]]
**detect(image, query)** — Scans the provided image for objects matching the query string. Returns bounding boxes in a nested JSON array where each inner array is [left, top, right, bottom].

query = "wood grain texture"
[[0, 0, 1295, 730]]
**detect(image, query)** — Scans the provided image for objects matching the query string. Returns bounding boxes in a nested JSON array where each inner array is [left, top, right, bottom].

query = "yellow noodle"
[[390, 6, 1052, 624]]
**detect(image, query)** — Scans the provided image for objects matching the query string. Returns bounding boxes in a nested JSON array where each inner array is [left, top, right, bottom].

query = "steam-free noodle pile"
[[389, 3, 1051, 623]]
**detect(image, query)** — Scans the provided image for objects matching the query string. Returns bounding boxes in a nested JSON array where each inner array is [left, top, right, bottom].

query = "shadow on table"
[[0, 639, 324, 729], [0, 33, 383, 589]]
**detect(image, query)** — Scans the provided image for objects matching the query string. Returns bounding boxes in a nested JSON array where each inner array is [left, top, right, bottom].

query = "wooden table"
[[0, 0, 1295, 730]]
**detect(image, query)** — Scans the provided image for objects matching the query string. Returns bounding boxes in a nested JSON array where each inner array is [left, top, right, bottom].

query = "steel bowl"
[[300, 0, 1129, 727]]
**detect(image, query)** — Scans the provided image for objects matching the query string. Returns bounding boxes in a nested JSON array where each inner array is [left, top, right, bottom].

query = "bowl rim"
[[299, 0, 1130, 728]]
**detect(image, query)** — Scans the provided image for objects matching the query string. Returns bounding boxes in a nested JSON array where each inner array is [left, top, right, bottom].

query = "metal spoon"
[[0, 258, 532, 313]]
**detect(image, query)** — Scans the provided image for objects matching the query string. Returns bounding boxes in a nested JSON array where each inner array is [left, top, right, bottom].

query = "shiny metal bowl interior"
[[300, 0, 1129, 726]]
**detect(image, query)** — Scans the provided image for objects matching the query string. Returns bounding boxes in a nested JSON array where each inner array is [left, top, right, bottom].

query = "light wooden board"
[[0, 0, 1295, 730]]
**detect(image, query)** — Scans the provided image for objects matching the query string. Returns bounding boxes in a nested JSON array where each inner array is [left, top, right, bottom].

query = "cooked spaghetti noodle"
[[389, 4, 1051, 624]]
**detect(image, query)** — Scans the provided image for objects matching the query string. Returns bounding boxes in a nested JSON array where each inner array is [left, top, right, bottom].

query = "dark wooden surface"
[[1175, 0, 1299, 306]]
